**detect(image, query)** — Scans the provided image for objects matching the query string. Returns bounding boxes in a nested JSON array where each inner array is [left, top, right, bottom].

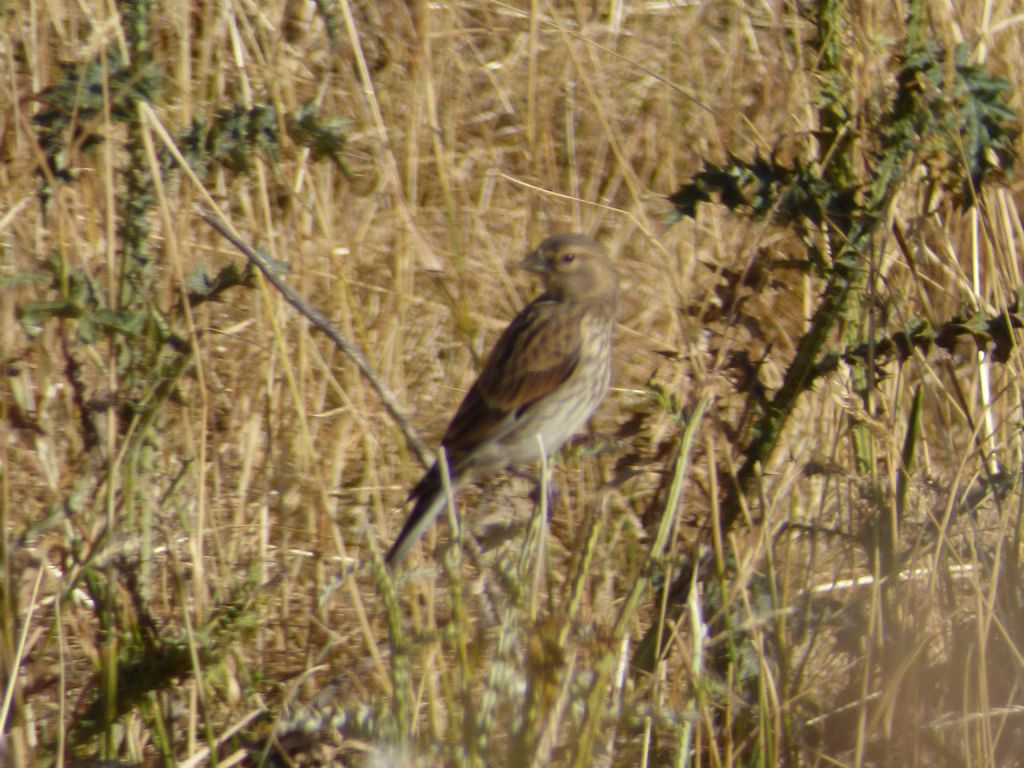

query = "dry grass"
[[3, 1, 1024, 766]]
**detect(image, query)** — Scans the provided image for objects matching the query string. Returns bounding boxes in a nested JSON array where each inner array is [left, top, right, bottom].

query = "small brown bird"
[[386, 233, 619, 567]]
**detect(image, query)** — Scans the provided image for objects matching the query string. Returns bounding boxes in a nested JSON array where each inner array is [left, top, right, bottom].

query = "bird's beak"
[[518, 250, 549, 274]]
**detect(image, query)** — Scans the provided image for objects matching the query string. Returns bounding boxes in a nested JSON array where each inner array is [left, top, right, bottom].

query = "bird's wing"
[[440, 298, 582, 456]]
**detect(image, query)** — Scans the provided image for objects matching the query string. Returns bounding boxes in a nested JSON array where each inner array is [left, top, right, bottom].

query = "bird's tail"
[[385, 463, 452, 567]]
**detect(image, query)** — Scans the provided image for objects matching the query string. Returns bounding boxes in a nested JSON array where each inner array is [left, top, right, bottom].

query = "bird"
[[386, 233, 619, 567]]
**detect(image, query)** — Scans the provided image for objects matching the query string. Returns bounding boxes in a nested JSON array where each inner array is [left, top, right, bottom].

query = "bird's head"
[[519, 233, 618, 303]]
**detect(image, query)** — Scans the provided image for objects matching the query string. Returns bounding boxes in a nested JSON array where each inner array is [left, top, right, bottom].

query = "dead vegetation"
[[3, 1, 1024, 766]]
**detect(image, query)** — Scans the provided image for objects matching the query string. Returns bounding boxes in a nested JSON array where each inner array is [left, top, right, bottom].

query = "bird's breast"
[[466, 303, 614, 469]]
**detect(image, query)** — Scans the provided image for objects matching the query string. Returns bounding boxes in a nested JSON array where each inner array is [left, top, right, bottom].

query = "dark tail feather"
[[386, 463, 451, 567]]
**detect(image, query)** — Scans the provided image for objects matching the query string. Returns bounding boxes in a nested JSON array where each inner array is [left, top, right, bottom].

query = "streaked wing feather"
[[440, 299, 581, 456]]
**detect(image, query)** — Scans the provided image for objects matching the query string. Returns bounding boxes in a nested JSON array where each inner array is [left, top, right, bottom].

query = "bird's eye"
[[560, 252, 576, 264]]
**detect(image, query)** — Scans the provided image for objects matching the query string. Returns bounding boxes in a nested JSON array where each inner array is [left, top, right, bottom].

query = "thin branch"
[[198, 210, 433, 468]]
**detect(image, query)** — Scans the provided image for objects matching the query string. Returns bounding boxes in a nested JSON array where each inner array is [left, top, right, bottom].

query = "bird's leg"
[[539, 477, 562, 511], [513, 466, 561, 512]]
